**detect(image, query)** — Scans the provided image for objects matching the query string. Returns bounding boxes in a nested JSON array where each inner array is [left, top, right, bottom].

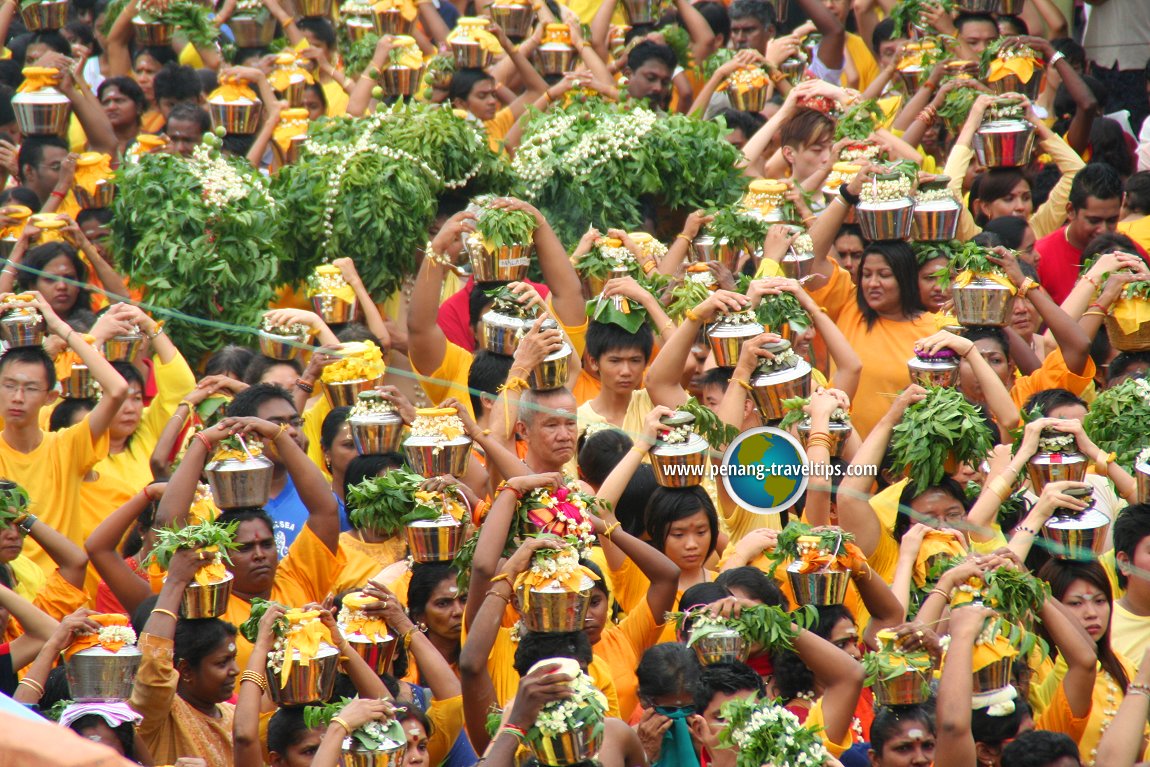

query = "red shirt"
[[436, 277, 551, 352], [1035, 226, 1084, 305]]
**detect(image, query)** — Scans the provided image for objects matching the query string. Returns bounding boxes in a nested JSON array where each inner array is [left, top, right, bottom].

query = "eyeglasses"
[[1, 381, 46, 395]]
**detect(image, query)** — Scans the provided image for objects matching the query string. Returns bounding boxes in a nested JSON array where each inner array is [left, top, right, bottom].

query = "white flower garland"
[[189, 142, 274, 210], [98, 624, 138, 649]]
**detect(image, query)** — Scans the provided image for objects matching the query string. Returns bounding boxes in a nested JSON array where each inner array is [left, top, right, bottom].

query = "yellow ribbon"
[[340, 593, 391, 641], [912, 530, 967, 588], [17, 66, 59, 93], [279, 609, 333, 688], [63, 614, 133, 661], [1111, 296, 1150, 335], [0, 205, 32, 240], [273, 108, 310, 154], [541, 23, 572, 45], [387, 36, 424, 69], [268, 52, 315, 92], [987, 56, 1037, 85], [373, 0, 419, 21], [449, 20, 503, 55], [73, 152, 114, 197], [513, 560, 599, 613], [132, 135, 168, 157], [209, 76, 258, 103], [952, 269, 1017, 294]]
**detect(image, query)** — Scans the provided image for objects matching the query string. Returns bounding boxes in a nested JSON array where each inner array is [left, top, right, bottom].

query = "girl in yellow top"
[[131, 547, 239, 767]]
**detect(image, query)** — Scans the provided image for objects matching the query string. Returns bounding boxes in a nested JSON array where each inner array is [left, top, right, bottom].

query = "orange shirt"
[[594, 598, 664, 718], [1009, 347, 1096, 409], [333, 531, 408, 594], [807, 266, 942, 438]]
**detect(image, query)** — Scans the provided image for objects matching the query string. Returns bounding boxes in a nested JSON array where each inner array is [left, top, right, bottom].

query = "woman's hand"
[[890, 621, 943, 666], [214, 416, 283, 443], [691, 289, 751, 323], [897, 522, 932, 562], [808, 387, 849, 419], [1030, 480, 1092, 522], [50, 608, 103, 650], [636, 708, 672, 763], [638, 405, 677, 452], [336, 697, 397, 731], [732, 527, 779, 564], [762, 224, 799, 264], [363, 580, 419, 634], [506, 281, 548, 314], [680, 210, 713, 241], [263, 307, 325, 331], [987, 247, 1027, 290], [507, 661, 575, 730], [254, 601, 286, 650], [914, 329, 974, 359], [735, 330, 784, 373], [499, 535, 565, 580], [166, 547, 214, 587], [505, 472, 564, 497], [429, 210, 476, 260], [889, 384, 928, 420]]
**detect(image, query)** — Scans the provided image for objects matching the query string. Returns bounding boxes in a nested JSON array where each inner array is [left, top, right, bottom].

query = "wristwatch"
[[17, 514, 36, 534], [1047, 50, 1065, 68]]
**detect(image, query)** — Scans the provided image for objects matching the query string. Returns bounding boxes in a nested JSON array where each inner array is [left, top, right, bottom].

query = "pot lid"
[[660, 411, 696, 427], [763, 339, 792, 355]]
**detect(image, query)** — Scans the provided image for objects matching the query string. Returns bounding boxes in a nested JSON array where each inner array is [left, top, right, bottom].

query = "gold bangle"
[[273, 423, 289, 441], [603, 521, 621, 539], [676, 233, 693, 244], [240, 670, 269, 693], [1016, 277, 1037, 299], [282, 15, 296, 26], [986, 474, 1012, 502], [17, 677, 44, 696], [1096, 450, 1110, 474], [929, 587, 950, 601], [151, 607, 179, 621], [486, 588, 511, 602], [178, 399, 195, 411], [331, 716, 353, 735]]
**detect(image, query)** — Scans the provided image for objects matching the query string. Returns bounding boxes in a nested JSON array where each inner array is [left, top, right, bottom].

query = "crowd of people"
[[1, 0, 1150, 765]]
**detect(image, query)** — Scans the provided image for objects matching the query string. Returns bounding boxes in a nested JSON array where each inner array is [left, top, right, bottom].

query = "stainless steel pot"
[[205, 454, 275, 509], [66, 647, 142, 702], [951, 277, 1015, 327], [706, 318, 765, 368]]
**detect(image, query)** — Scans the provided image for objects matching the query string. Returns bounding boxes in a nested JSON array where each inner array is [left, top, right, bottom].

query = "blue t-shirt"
[[264, 476, 349, 558]]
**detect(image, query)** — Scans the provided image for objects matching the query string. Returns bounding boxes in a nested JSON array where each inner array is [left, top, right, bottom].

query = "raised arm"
[[1039, 594, 1097, 718], [85, 485, 162, 616], [796, 0, 844, 72], [915, 330, 1020, 436], [11, 609, 99, 705], [1093, 645, 1150, 767], [366, 581, 459, 700], [0, 584, 59, 668], [408, 212, 472, 377], [934, 605, 997, 767], [234, 602, 285, 767], [23, 514, 88, 590], [794, 628, 864, 745]]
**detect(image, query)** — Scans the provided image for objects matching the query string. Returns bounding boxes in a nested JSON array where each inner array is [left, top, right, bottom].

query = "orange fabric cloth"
[[594, 597, 664, 717], [1009, 347, 1096, 408]]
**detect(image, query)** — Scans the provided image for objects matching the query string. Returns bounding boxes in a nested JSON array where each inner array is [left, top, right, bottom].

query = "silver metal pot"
[[350, 410, 405, 455], [796, 419, 852, 457], [480, 309, 534, 355], [706, 318, 764, 368], [0, 310, 45, 347], [873, 667, 932, 706], [529, 341, 571, 390], [1025, 451, 1087, 494], [178, 572, 234, 618], [205, 454, 275, 509], [911, 199, 961, 241], [975, 120, 1036, 168], [323, 376, 382, 409], [856, 198, 914, 241], [490, 3, 535, 38], [406, 514, 465, 562], [907, 352, 961, 387], [1043, 506, 1109, 561], [403, 435, 472, 478], [748, 344, 812, 421], [61, 363, 96, 399], [1137, 461, 1150, 503], [268, 645, 340, 706], [345, 633, 396, 676], [650, 432, 710, 488], [258, 329, 309, 360], [951, 276, 1015, 327], [519, 578, 593, 633], [12, 87, 72, 136], [692, 629, 748, 665], [66, 647, 142, 701], [787, 563, 850, 605]]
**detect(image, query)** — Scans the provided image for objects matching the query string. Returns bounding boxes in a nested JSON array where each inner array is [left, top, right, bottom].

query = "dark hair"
[[983, 216, 1030, 250], [173, 617, 238, 668], [1125, 171, 1150, 215], [153, 63, 202, 105], [727, 0, 776, 30], [636, 642, 702, 701], [0, 185, 42, 211], [1038, 559, 1129, 691], [408, 562, 456, 618], [167, 102, 212, 133], [513, 630, 593, 676], [133, 45, 178, 69], [267, 707, 314, 756], [0, 345, 57, 389], [240, 357, 299, 386], [1089, 118, 1135, 178], [1001, 729, 1080, 767], [856, 242, 925, 328], [111, 360, 145, 393], [297, 16, 336, 49], [1023, 388, 1085, 416], [954, 11, 997, 33], [1108, 351, 1150, 383], [468, 281, 502, 327], [872, 17, 898, 50], [468, 349, 514, 416], [28, 31, 72, 56], [996, 14, 1027, 35], [67, 714, 137, 758], [342, 453, 405, 498], [971, 692, 1029, 747], [49, 397, 95, 430], [699, 367, 733, 391], [963, 326, 1009, 359], [693, 1, 730, 41], [217, 507, 276, 535], [64, 21, 99, 54], [227, 382, 296, 418], [15, 242, 92, 314], [626, 40, 676, 73], [1113, 504, 1150, 589], [320, 406, 351, 452], [714, 108, 765, 138], [336, 323, 378, 345], [870, 704, 936, 756], [577, 428, 632, 486], [893, 477, 969, 542], [18, 134, 69, 178], [836, 223, 864, 243], [972, 168, 1030, 226], [1051, 38, 1086, 71], [715, 566, 785, 607], [1081, 232, 1139, 266], [203, 345, 255, 379], [691, 661, 764, 712], [586, 320, 654, 361], [679, 582, 729, 615], [779, 107, 834, 150], [449, 68, 494, 104], [97, 76, 147, 116], [76, 207, 114, 228], [616, 462, 659, 537], [644, 486, 719, 558], [1069, 162, 1124, 208]]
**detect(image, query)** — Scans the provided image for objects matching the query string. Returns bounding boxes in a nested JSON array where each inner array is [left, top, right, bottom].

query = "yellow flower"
[[321, 341, 387, 383]]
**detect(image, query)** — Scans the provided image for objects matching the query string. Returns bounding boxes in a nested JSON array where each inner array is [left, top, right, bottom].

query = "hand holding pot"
[[762, 224, 799, 264], [508, 661, 575, 730], [513, 316, 565, 371], [734, 330, 785, 374], [254, 601, 286, 651], [690, 288, 750, 323], [363, 580, 416, 633], [167, 546, 215, 588], [914, 329, 974, 359], [1032, 480, 1092, 521], [639, 405, 677, 451], [430, 210, 476, 262], [889, 620, 942, 665], [336, 697, 398, 731], [89, 304, 141, 344], [500, 534, 566, 581], [50, 607, 103, 652]]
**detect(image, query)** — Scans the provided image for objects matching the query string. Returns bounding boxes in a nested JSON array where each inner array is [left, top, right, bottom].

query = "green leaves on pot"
[[1120, 280, 1150, 301], [344, 32, 382, 78], [702, 48, 737, 80], [890, 385, 993, 490], [982, 565, 1049, 624], [678, 396, 739, 448], [239, 598, 288, 643], [665, 278, 713, 323], [474, 201, 538, 251], [660, 24, 693, 70], [755, 290, 810, 335], [573, 240, 641, 284], [861, 647, 932, 685], [111, 150, 283, 363], [1084, 377, 1150, 472], [484, 284, 536, 319], [706, 208, 770, 254], [304, 700, 406, 752], [834, 99, 885, 142], [0, 481, 30, 526], [768, 521, 854, 568], [888, 0, 954, 36], [144, 0, 218, 47], [145, 519, 240, 570], [586, 295, 649, 334], [937, 86, 978, 132], [346, 469, 434, 536]]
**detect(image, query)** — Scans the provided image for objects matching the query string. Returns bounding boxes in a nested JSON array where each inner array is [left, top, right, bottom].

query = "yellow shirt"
[[1118, 216, 1150, 253], [130, 633, 235, 767], [1111, 601, 1150, 662], [220, 524, 347, 669], [595, 597, 664, 720], [303, 394, 333, 480], [484, 107, 516, 154], [804, 698, 855, 758], [1, 415, 109, 573], [576, 388, 654, 442], [843, 33, 879, 92], [427, 695, 465, 767], [323, 79, 350, 117], [412, 340, 475, 419], [332, 531, 408, 594]]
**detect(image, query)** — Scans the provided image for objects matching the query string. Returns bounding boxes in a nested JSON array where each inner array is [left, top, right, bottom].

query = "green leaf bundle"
[[304, 700, 407, 751], [755, 291, 811, 334], [706, 208, 770, 254], [889, 386, 994, 490], [937, 86, 978, 133], [660, 24, 693, 70], [677, 396, 739, 448], [777, 396, 849, 431], [1083, 377, 1150, 472], [768, 521, 854, 568], [717, 695, 830, 767], [834, 99, 885, 142], [665, 277, 713, 323], [111, 151, 283, 363], [346, 469, 433, 535], [238, 598, 287, 643], [144, 518, 240, 570], [861, 648, 932, 685], [702, 48, 737, 80], [484, 285, 537, 318], [586, 295, 649, 334], [344, 32, 382, 78], [143, 1, 218, 47], [983, 565, 1049, 624], [573, 241, 641, 285], [0, 481, 30, 526], [888, 0, 955, 35], [474, 203, 538, 251]]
